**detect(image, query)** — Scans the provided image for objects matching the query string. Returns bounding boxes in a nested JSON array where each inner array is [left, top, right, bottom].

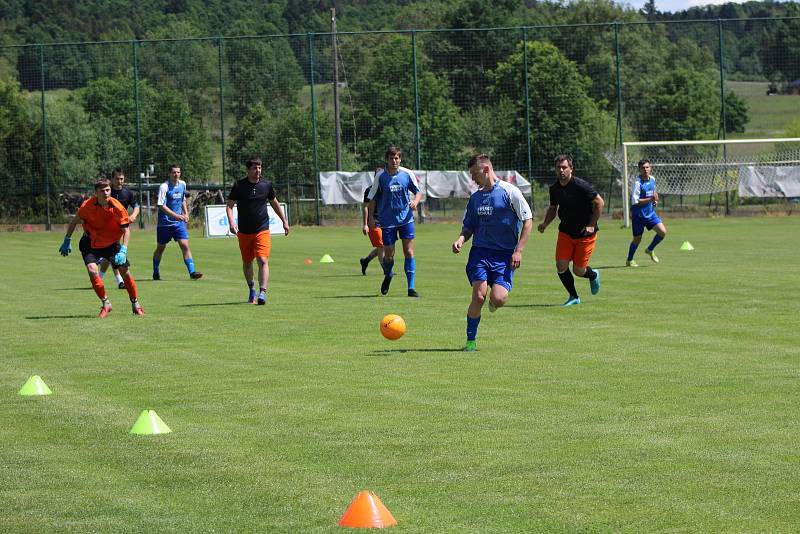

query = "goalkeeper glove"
[[113, 245, 127, 265], [59, 236, 72, 256]]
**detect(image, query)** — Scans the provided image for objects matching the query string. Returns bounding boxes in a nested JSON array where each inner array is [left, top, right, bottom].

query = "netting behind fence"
[[2, 17, 800, 226]]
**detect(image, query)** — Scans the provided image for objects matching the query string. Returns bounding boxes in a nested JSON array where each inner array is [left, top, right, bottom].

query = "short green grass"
[[2, 217, 799, 532]]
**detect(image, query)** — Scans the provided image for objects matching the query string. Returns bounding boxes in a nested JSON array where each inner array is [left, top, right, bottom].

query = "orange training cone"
[[338, 491, 397, 528]]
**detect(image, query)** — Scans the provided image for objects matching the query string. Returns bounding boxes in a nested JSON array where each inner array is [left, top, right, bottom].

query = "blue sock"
[[382, 259, 394, 277], [627, 242, 639, 261], [404, 257, 416, 289], [184, 258, 195, 275], [466, 315, 481, 341], [153, 258, 160, 274], [648, 234, 664, 251]]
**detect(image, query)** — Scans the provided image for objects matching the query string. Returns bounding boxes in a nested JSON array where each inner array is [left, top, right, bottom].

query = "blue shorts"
[[466, 246, 514, 292], [156, 222, 189, 244], [631, 214, 662, 237], [381, 221, 415, 247]]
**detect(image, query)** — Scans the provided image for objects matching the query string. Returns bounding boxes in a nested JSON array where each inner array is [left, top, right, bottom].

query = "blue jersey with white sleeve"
[[631, 175, 657, 219], [367, 167, 419, 229], [462, 180, 533, 252], [157, 179, 187, 227]]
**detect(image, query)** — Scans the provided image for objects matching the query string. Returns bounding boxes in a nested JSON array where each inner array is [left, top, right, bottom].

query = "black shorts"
[[79, 235, 129, 268]]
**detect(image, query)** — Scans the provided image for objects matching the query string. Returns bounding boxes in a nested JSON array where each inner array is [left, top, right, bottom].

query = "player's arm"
[[511, 219, 533, 269], [269, 197, 290, 236], [537, 205, 558, 233], [362, 201, 371, 235], [452, 227, 473, 254], [120, 224, 131, 248], [409, 190, 423, 211], [158, 203, 186, 222], [225, 199, 237, 235], [367, 199, 377, 230], [508, 187, 534, 268], [59, 214, 82, 255], [129, 192, 141, 222], [584, 194, 604, 234], [64, 214, 81, 238]]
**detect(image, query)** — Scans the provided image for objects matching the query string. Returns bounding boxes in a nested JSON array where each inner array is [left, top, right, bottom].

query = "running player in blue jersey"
[[367, 146, 423, 297], [626, 159, 666, 266], [452, 154, 533, 352], [152, 165, 202, 281]]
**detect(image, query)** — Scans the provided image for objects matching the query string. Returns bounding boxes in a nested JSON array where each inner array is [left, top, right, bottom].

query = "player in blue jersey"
[[152, 165, 203, 280], [452, 154, 533, 352], [626, 159, 666, 266], [367, 146, 423, 297]]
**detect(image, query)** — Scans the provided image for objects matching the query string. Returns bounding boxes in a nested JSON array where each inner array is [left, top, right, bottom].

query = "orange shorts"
[[556, 232, 597, 268], [368, 227, 383, 248], [237, 230, 271, 262]]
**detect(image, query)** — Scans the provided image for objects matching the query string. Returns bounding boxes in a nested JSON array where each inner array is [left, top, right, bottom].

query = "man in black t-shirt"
[[226, 156, 290, 305], [537, 154, 604, 307], [99, 168, 141, 289]]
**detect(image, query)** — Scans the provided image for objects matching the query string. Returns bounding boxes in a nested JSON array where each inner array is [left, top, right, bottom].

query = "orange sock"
[[90, 275, 106, 300], [123, 272, 138, 300]]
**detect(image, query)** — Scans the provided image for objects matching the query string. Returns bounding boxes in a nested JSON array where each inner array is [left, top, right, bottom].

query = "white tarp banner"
[[738, 165, 800, 197], [319, 170, 531, 205]]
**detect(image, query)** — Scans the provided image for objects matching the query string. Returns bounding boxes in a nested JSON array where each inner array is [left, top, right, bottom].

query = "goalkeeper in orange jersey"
[[59, 178, 144, 317]]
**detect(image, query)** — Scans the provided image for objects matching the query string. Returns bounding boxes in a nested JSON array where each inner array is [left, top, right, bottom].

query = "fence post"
[[522, 27, 534, 211], [718, 18, 730, 215], [411, 31, 423, 223], [307, 32, 321, 225], [217, 37, 226, 192], [612, 22, 624, 214], [132, 40, 144, 228], [39, 44, 51, 230]]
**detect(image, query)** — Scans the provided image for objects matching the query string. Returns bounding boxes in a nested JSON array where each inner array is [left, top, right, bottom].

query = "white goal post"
[[610, 138, 800, 227]]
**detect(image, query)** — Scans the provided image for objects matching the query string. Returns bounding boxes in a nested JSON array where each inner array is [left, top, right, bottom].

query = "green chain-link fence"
[[1, 17, 799, 227]]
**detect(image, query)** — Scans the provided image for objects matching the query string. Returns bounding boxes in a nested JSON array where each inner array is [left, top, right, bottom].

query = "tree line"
[[1, 0, 796, 221]]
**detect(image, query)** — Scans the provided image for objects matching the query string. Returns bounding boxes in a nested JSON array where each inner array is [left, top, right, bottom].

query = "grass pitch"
[[1, 216, 799, 532]]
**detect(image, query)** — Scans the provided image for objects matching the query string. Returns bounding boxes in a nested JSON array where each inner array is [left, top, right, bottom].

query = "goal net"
[[605, 138, 800, 226]]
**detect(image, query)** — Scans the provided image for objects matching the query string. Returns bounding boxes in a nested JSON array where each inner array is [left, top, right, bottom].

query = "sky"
[[621, 0, 747, 13]]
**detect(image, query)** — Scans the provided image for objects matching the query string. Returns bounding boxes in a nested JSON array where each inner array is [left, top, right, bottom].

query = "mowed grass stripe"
[[1, 216, 798, 531]]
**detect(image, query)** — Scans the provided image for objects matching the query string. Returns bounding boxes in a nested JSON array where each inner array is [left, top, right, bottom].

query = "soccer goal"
[[606, 138, 800, 227]]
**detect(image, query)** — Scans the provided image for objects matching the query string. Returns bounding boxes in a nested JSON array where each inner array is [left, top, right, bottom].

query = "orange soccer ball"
[[380, 314, 406, 340]]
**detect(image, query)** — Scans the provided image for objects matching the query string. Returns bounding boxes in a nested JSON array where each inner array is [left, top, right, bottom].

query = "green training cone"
[[680, 241, 695, 251], [320, 254, 335, 263], [18, 375, 52, 396], [129, 410, 172, 435]]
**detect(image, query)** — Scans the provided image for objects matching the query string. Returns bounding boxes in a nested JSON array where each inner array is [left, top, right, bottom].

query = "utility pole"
[[331, 7, 342, 171]]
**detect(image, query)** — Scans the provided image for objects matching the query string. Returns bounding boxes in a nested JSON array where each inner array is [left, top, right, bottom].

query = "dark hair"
[[638, 158, 651, 167], [112, 167, 125, 177], [168, 164, 180, 172], [553, 154, 573, 168], [467, 153, 491, 168], [246, 157, 262, 169], [384, 146, 402, 159], [94, 178, 111, 190]]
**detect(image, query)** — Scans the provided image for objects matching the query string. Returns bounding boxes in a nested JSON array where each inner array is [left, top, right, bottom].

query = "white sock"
[[115, 272, 124, 284]]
